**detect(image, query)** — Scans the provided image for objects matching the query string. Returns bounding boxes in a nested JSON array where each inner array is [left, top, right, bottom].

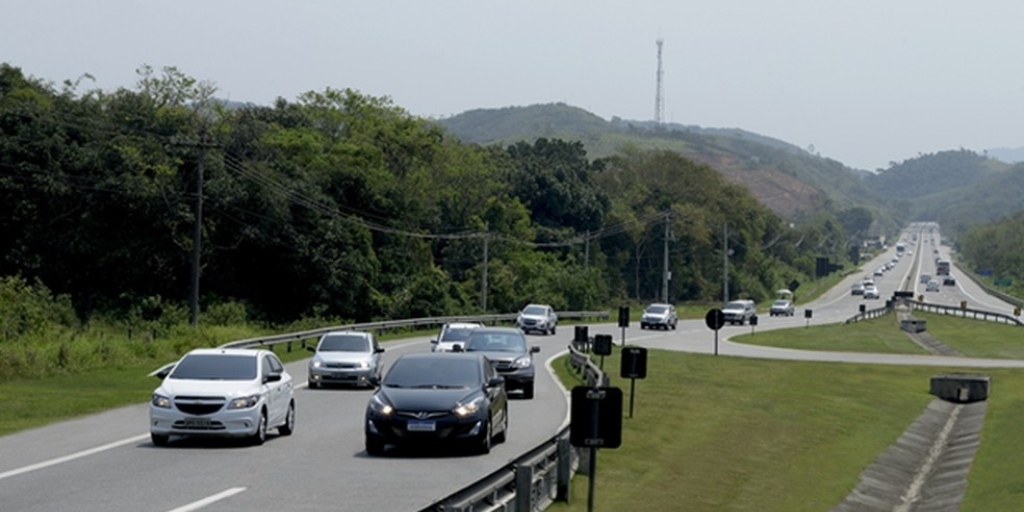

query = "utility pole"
[[662, 214, 670, 302], [584, 231, 590, 271], [655, 38, 665, 125], [481, 222, 489, 312], [186, 128, 217, 327], [723, 223, 729, 303]]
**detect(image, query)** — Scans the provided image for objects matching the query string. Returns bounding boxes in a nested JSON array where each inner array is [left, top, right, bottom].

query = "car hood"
[[378, 387, 478, 411], [518, 314, 550, 321], [465, 350, 525, 363], [314, 352, 373, 364], [643, 313, 667, 319], [156, 378, 263, 398], [722, 307, 746, 314], [434, 342, 464, 352]]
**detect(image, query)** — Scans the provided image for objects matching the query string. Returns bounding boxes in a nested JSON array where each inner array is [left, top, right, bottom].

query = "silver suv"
[[641, 303, 678, 330], [307, 331, 384, 388], [516, 304, 558, 335], [722, 300, 756, 325]]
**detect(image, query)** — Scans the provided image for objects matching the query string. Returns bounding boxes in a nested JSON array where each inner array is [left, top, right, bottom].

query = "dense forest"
[[1, 63, 869, 330]]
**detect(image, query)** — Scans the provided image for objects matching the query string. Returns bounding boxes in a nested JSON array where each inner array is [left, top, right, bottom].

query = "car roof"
[[321, 330, 371, 338], [396, 352, 486, 363], [443, 322, 483, 329], [469, 326, 526, 335], [184, 348, 264, 358], [646, 302, 673, 308]]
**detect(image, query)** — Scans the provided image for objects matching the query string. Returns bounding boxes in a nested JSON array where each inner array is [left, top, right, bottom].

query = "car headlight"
[[454, 396, 483, 417], [369, 394, 393, 416], [311, 358, 323, 369], [511, 355, 532, 369], [358, 361, 370, 369], [152, 394, 171, 409], [227, 394, 261, 410]]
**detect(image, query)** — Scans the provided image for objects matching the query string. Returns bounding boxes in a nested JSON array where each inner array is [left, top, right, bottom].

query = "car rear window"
[[170, 354, 257, 380], [646, 305, 668, 314], [440, 327, 477, 342]]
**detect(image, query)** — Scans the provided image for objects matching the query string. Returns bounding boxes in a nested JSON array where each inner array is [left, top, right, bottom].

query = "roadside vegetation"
[[552, 348, 1024, 511]]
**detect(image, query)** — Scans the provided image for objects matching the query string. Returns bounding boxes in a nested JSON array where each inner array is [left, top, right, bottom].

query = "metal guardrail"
[[954, 261, 1024, 309], [845, 303, 892, 323], [419, 343, 607, 512], [909, 300, 1023, 326], [219, 311, 610, 351]]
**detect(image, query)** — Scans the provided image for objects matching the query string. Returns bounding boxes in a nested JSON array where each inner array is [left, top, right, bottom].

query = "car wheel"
[[476, 421, 492, 455], [671, 322, 677, 330], [251, 410, 267, 446], [551, 326, 556, 335], [494, 411, 508, 444], [278, 401, 295, 436], [308, 379, 319, 389], [365, 436, 385, 456], [640, 324, 646, 330], [523, 381, 535, 400], [151, 433, 169, 447]]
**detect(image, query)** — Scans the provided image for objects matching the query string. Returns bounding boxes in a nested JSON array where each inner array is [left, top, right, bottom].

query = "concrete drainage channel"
[[832, 375, 990, 512]]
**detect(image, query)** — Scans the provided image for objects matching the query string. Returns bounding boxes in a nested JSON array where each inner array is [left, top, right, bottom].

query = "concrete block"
[[930, 374, 990, 403]]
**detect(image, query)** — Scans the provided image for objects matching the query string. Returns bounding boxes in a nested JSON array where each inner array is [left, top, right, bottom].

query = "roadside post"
[[620, 346, 647, 418], [749, 314, 758, 335], [570, 386, 623, 512], [704, 308, 726, 356], [617, 306, 629, 346], [804, 308, 813, 328], [593, 334, 612, 370]]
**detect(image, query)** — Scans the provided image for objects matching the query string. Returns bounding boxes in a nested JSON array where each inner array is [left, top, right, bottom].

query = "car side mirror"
[[530, 346, 540, 353], [430, 338, 438, 344], [264, 373, 282, 383], [375, 347, 385, 353], [487, 376, 505, 388], [155, 368, 171, 379], [306, 346, 316, 353], [368, 376, 381, 387], [452, 344, 464, 353]]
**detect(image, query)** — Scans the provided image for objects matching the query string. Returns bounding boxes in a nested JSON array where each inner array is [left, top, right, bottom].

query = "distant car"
[[851, 282, 865, 295], [722, 300, 756, 325], [863, 285, 880, 299], [874, 268, 885, 276], [920, 274, 932, 284], [464, 327, 540, 398], [769, 299, 795, 317], [926, 280, 941, 292], [943, 276, 956, 286], [862, 277, 875, 287], [307, 331, 384, 388], [515, 304, 558, 335], [431, 322, 483, 352], [150, 348, 295, 446], [640, 303, 678, 330], [364, 352, 508, 456]]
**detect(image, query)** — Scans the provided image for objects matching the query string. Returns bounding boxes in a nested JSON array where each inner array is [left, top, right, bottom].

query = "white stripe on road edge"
[[167, 487, 247, 512], [0, 433, 149, 481]]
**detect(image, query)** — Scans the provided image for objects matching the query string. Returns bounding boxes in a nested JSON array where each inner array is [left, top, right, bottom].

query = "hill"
[[436, 103, 891, 225]]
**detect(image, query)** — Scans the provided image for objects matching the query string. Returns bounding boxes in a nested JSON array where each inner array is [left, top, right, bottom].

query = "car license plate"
[[183, 418, 211, 428], [407, 421, 436, 432]]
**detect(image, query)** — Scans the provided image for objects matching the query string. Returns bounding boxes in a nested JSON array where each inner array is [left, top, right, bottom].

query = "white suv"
[[150, 348, 295, 446]]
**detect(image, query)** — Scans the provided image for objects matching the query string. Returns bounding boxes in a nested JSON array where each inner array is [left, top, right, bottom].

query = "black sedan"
[[364, 352, 508, 456]]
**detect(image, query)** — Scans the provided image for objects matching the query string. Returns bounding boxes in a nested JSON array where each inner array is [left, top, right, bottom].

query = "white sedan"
[[150, 348, 295, 446]]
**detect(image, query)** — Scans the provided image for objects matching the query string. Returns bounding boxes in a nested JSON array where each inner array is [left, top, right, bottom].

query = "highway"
[[1, 227, 1021, 511]]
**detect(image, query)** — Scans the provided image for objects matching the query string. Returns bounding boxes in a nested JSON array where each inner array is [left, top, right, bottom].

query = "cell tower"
[[655, 38, 665, 125]]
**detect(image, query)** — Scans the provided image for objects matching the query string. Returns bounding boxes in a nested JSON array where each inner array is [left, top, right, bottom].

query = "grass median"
[[552, 349, 1024, 511]]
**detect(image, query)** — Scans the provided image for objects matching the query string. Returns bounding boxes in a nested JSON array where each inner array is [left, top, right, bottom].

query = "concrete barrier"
[[930, 374, 990, 403]]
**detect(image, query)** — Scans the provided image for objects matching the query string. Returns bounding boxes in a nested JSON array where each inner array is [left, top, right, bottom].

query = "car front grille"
[[325, 362, 360, 369], [395, 411, 449, 420], [174, 396, 226, 415]]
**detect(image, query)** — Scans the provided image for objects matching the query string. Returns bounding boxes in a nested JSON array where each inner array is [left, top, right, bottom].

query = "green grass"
[[733, 313, 926, 353], [732, 310, 1024, 358], [551, 349, 1024, 511]]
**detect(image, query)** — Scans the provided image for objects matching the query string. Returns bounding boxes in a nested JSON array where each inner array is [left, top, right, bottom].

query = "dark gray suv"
[[464, 327, 540, 399]]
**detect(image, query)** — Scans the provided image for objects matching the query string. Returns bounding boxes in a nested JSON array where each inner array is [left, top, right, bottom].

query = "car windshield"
[[169, 354, 257, 380], [773, 300, 789, 307], [522, 305, 547, 315], [465, 332, 527, 353], [383, 357, 481, 388], [440, 327, 477, 342], [318, 335, 370, 352], [724, 301, 746, 309], [645, 305, 668, 314]]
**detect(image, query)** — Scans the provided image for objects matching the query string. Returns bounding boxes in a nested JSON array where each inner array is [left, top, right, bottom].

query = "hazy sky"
[[3, 1, 1022, 170]]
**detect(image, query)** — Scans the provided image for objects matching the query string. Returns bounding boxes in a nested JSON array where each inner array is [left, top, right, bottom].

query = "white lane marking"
[[167, 487, 247, 512], [0, 433, 149, 481]]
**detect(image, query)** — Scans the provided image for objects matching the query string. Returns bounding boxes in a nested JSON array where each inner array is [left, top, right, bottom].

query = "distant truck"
[[936, 260, 951, 276]]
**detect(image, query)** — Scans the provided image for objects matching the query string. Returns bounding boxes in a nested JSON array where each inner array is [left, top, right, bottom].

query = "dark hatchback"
[[463, 327, 540, 399], [364, 352, 508, 456]]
